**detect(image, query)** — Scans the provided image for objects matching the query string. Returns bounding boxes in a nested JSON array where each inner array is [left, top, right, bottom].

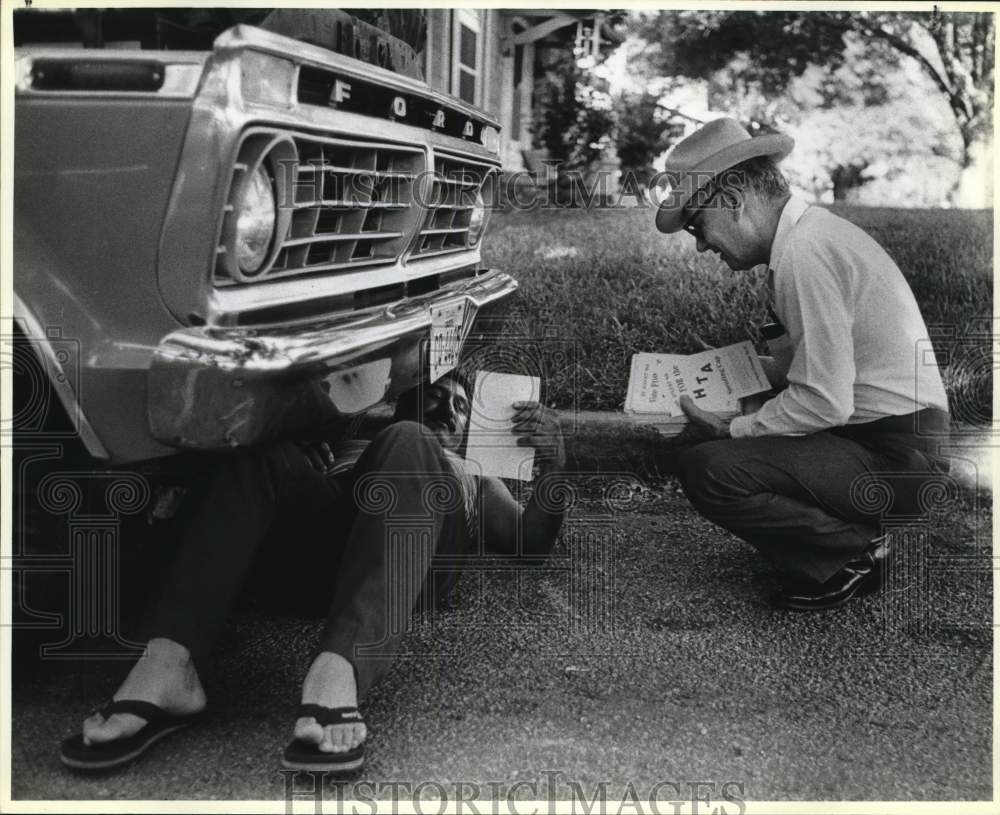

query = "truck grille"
[[215, 130, 426, 285], [412, 151, 499, 259]]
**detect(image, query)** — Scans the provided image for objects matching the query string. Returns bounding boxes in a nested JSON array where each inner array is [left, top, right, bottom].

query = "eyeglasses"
[[682, 189, 720, 241]]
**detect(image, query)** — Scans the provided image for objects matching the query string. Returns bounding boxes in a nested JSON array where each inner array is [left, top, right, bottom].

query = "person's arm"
[[729, 241, 857, 438], [480, 403, 567, 556], [757, 354, 788, 391]]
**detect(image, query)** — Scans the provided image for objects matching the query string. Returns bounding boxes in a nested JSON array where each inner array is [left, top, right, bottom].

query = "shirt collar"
[[769, 195, 810, 269]]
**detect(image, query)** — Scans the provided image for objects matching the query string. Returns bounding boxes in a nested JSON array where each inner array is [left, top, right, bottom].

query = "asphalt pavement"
[[8, 420, 995, 805]]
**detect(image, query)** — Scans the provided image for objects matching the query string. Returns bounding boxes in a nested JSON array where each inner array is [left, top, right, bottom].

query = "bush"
[[614, 91, 669, 183]]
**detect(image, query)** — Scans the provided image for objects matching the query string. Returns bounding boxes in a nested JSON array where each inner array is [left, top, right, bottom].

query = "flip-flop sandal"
[[60, 699, 204, 771], [282, 704, 366, 774]]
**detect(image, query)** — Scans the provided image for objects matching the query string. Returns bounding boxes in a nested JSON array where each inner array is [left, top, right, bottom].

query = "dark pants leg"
[[317, 421, 467, 698], [146, 421, 466, 702], [145, 442, 348, 666], [676, 431, 942, 582]]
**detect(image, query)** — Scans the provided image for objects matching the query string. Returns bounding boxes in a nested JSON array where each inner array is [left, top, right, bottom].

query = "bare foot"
[[81, 638, 206, 745], [294, 652, 366, 753]]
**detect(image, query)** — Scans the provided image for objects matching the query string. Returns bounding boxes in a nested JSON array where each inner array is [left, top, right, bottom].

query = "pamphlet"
[[625, 341, 769, 418], [463, 371, 540, 480]]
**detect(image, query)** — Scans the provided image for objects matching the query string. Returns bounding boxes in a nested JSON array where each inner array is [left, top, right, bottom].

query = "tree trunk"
[[831, 163, 868, 202], [953, 126, 992, 208]]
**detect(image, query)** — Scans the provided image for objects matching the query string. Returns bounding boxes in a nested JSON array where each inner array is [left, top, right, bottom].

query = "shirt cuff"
[[729, 414, 753, 438]]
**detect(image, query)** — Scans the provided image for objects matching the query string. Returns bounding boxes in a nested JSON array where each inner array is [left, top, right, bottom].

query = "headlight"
[[234, 165, 276, 275], [218, 133, 296, 283], [467, 190, 488, 244]]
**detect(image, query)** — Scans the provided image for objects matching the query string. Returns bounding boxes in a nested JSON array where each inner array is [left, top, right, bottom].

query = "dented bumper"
[[148, 269, 516, 450]]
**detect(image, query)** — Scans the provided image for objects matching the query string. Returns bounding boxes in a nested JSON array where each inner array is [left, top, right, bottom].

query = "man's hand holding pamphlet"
[[624, 341, 770, 437]]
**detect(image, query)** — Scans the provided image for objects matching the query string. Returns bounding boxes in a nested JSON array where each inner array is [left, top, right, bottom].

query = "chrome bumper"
[[148, 269, 517, 450]]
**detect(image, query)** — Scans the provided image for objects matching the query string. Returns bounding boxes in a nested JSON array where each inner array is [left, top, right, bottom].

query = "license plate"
[[429, 299, 469, 382]]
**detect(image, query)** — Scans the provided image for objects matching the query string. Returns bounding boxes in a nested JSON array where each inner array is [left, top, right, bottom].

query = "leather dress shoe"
[[772, 537, 889, 611]]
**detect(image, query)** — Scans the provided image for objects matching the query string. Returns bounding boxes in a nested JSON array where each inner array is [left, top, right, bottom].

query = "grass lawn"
[[479, 205, 993, 419]]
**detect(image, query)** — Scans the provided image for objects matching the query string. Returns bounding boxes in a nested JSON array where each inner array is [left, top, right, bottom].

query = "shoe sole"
[[60, 721, 193, 771], [774, 591, 860, 611], [855, 570, 885, 597], [280, 755, 365, 774], [774, 568, 884, 611], [773, 580, 882, 611]]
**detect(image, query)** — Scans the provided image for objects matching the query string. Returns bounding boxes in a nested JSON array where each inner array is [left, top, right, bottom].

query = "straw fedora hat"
[[654, 117, 794, 234]]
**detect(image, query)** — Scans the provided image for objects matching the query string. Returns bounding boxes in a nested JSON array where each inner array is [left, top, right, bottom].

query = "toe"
[[293, 717, 324, 745], [324, 725, 347, 753], [318, 727, 337, 753], [342, 722, 365, 749], [81, 713, 105, 746], [83, 712, 137, 745], [324, 723, 366, 752]]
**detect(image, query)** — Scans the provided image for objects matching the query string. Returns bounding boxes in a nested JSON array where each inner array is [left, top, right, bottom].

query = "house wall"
[[421, 10, 612, 174], [425, 10, 450, 93], [424, 9, 523, 170]]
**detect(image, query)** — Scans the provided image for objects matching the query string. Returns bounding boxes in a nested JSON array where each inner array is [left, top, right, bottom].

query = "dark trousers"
[[675, 410, 950, 582], [145, 421, 468, 698]]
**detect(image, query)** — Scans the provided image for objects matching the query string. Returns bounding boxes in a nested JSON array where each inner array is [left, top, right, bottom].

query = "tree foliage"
[[636, 10, 994, 164], [533, 48, 616, 170], [614, 91, 670, 182]]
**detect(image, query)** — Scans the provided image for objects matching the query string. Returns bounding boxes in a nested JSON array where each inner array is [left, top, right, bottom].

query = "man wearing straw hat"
[[654, 117, 950, 611]]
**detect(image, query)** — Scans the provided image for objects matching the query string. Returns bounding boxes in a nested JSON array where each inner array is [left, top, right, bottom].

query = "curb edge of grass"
[[360, 406, 993, 488]]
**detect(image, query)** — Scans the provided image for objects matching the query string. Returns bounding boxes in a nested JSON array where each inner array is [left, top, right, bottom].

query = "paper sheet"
[[463, 371, 541, 480]]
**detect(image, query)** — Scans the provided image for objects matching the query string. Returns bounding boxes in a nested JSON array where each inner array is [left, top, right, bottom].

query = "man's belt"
[[831, 407, 950, 452]]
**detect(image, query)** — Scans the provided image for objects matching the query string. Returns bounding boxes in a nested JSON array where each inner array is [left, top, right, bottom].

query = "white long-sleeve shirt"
[[729, 197, 948, 438]]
